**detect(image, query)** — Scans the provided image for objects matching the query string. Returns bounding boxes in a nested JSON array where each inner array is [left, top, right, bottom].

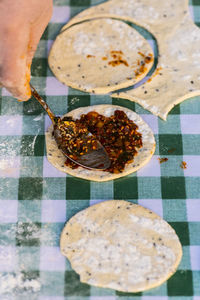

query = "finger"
[[0, 23, 31, 101]]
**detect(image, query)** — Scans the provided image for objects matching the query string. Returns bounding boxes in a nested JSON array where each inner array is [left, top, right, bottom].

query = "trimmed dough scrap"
[[48, 18, 154, 94], [61, 0, 200, 120], [45, 105, 155, 182], [60, 200, 182, 293]]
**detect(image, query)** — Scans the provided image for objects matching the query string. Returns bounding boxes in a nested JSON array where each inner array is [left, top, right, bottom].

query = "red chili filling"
[[64, 110, 143, 173]]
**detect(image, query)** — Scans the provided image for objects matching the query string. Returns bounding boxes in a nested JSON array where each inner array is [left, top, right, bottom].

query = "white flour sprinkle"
[[69, 97, 80, 105], [33, 114, 43, 121], [0, 273, 41, 295], [0, 220, 61, 297]]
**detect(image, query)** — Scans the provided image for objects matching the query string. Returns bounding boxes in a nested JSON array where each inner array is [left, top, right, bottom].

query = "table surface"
[[0, 0, 200, 299]]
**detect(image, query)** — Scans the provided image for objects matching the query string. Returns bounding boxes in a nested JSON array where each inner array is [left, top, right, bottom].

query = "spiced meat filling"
[[61, 110, 143, 173]]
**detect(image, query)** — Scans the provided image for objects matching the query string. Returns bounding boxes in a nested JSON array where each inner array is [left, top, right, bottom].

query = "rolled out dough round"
[[60, 200, 182, 293], [48, 18, 154, 94]]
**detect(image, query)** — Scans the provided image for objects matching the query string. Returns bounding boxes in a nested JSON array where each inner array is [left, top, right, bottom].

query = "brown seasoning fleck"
[[158, 158, 168, 164], [180, 161, 187, 169], [87, 54, 95, 58]]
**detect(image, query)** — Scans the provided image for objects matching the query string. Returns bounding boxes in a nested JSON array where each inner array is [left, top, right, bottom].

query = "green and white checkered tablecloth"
[[0, 0, 200, 299]]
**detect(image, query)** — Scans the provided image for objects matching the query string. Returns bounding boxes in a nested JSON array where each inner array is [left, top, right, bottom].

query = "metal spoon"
[[30, 85, 111, 170]]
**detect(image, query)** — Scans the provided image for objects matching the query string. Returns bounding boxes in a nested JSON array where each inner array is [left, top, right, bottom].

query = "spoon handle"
[[30, 84, 57, 124]]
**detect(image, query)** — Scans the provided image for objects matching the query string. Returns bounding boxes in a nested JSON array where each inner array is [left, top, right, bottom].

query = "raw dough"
[[45, 105, 155, 182], [61, 0, 187, 35], [60, 0, 200, 120], [113, 14, 200, 120], [48, 18, 154, 94], [60, 200, 182, 292]]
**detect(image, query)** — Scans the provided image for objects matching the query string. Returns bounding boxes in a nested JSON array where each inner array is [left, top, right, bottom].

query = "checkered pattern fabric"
[[0, 0, 200, 299]]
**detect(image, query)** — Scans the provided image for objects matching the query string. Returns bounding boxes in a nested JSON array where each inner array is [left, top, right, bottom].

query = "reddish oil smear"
[[138, 51, 145, 58], [130, 52, 153, 78], [147, 67, 163, 83], [138, 52, 153, 64], [108, 60, 129, 67], [167, 148, 176, 153], [108, 50, 129, 67], [110, 50, 124, 55], [87, 54, 95, 58]]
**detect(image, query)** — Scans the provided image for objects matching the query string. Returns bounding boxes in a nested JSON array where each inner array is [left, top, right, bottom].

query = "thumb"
[[0, 24, 31, 101]]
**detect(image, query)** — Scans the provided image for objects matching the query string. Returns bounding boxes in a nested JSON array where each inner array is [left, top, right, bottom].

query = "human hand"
[[0, 0, 53, 101]]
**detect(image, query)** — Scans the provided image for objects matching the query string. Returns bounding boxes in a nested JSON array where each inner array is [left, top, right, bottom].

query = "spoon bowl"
[[30, 85, 111, 170]]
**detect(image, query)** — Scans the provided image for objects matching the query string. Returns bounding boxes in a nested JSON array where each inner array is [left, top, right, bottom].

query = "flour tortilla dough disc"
[[48, 18, 154, 94], [60, 0, 200, 120], [60, 200, 182, 293], [45, 105, 155, 182], [113, 13, 200, 120]]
